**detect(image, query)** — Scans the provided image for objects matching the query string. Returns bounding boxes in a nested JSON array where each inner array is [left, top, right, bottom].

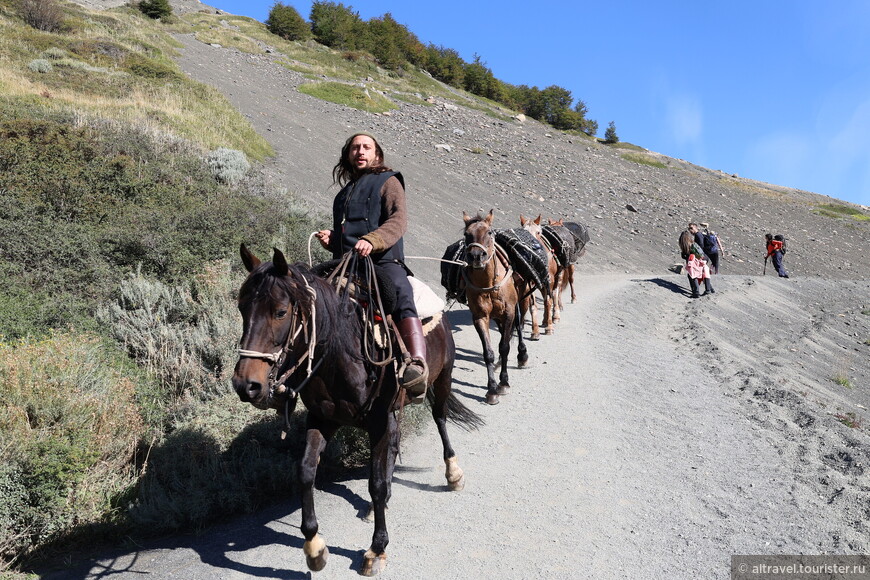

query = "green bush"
[[124, 52, 180, 80], [137, 0, 172, 20], [266, 2, 312, 41]]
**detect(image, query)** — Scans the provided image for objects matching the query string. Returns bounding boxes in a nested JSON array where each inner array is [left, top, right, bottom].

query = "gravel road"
[[44, 271, 869, 579]]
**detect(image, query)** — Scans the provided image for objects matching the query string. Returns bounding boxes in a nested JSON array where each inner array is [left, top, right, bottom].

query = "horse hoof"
[[361, 550, 387, 576], [445, 457, 465, 491], [304, 542, 329, 572], [485, 392, 500, 405], [545, 328, 554, 335], [497, 384, 510, 395], [530, 333, 540, 341], [518, 355, 529, 368]]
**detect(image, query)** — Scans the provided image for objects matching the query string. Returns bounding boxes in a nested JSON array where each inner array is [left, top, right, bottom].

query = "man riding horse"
[[315, 132, 428, 397]]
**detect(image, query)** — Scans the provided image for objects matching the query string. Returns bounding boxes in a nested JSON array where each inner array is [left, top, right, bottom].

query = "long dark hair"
[[332, 132, 392, 186]]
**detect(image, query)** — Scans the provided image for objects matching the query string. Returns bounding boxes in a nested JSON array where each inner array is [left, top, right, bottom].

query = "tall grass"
[[0, 333, 148, 568]]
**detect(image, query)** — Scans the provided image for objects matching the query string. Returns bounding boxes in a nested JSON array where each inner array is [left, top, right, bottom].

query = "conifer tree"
[[604, 121, 619, 144]]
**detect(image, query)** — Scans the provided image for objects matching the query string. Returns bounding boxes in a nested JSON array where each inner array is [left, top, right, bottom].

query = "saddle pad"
[[408, 275, 445, 319]]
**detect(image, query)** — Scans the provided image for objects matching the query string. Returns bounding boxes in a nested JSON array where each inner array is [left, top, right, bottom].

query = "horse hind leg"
[[361, 409, 399, 576]]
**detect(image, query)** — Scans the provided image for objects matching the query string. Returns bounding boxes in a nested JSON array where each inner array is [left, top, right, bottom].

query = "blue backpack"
[[702, 232, 719, 255]]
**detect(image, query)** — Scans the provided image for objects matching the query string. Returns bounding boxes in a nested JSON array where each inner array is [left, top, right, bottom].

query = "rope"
[[405, 255, 468, 267]]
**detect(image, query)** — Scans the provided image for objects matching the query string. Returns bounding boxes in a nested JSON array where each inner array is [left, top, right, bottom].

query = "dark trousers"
[[771, 251, 788, 277], [377, 260, 418, 321], [687, 275, 713, 297], [708, 252, 720, 274]]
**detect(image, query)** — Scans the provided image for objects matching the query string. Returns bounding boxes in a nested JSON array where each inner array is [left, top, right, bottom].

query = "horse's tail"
[[428, 389, 485, 431]]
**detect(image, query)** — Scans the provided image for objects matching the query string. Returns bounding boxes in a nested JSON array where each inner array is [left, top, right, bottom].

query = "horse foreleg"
[[361, 409, 399, 576], [495, 317, 512, 396], [515, 302, 529, 368], [542, 289, 555, 335], [552, 270, 563, 322], [473, 317, 500, 405], [300, 425, 332, 572]]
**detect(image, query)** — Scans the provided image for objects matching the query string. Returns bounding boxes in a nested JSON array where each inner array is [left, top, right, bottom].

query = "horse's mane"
[[240, 261, 360, 361]]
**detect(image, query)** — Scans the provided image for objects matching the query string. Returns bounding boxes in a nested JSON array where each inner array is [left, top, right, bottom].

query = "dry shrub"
[[20, 0, 65, 33]]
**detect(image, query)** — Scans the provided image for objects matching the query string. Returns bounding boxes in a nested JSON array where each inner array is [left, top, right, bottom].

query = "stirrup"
[[399, 357, 429, 402]]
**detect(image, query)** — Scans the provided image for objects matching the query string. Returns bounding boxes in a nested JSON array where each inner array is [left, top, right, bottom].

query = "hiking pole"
[[763, 256, 767, 275]]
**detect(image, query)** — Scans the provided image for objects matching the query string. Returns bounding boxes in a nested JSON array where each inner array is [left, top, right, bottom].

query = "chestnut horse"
[[462, 211, 530, 404], [520, 214, 559, 332], [232, 245, 482, 576]]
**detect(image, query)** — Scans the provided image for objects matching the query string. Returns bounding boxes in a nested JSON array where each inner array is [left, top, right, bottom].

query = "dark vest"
[[332, 171, 405, 263]]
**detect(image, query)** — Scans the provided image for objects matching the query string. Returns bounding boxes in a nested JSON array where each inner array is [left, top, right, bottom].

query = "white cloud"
[[665, 95, 703, 146]]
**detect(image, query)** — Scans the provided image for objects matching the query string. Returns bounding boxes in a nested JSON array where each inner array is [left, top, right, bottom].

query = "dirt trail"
[[45, 273, 868, 579]]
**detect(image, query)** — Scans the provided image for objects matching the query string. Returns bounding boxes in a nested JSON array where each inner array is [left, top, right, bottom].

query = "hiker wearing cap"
[[315, 132, 428, 395]]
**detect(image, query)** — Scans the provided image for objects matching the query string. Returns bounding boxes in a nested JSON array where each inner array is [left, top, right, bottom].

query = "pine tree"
[[604, 121, 619, 144]]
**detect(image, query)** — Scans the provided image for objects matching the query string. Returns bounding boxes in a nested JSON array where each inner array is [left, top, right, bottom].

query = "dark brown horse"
[[546, 217, 588, 305], [232, 245, 482, 576], [462, 211, 530, 404], [520, 214, 558, 332]]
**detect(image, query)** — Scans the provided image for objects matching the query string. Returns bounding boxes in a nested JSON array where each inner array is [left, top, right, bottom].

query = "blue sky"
[[206, 0, 870, 207]]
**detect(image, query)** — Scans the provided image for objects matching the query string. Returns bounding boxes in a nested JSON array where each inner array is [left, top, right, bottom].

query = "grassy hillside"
[[0, 0, 334, 571]]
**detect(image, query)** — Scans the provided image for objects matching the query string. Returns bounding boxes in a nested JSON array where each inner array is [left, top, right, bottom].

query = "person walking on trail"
[[315, 132, 428, 397], [699, 222, 723, 274], [679, 228, 715, 298], [764, 233, 789, 278]]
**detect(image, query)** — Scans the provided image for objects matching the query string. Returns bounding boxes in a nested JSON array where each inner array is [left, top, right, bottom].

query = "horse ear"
[[485, 209, 494, 225], [534, 215, 542, 225], [462, 211, 472, 224], [240, 243, 260, 272], [272, 248, 288, 276], [520, 214, 527, 225]]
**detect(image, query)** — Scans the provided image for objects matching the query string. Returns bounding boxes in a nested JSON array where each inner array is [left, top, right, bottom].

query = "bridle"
[[237, 275, 322, 422], [462, 234, 514, 292]]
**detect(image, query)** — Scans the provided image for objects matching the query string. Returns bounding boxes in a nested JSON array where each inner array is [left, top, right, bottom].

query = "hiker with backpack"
[[764, 233, 789, 278], [698, 222, 722, 274]]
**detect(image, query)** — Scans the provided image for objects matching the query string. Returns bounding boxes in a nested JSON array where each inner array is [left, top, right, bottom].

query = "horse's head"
[[520, 214, 543, 238], [463, 209, 495, 269], [232, 244, 311, 410], [547, 218, 564, 226]]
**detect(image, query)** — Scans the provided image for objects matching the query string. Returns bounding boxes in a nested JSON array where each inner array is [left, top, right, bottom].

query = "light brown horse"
[[520, 214, 558, 332], [462, 210, 530, 404]]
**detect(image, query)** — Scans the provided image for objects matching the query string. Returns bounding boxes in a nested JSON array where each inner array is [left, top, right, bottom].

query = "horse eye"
[[275, 309, 288, 320]]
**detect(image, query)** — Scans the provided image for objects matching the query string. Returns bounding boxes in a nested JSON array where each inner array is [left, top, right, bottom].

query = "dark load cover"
[[494, 227, 550, 293], [540, 224, 576, 267], [440, 239, 467, 303], [563, 221, 590, 258]]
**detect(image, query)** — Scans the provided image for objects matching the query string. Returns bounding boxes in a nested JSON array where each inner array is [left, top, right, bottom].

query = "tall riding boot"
[[397, 316, 429, 399]]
